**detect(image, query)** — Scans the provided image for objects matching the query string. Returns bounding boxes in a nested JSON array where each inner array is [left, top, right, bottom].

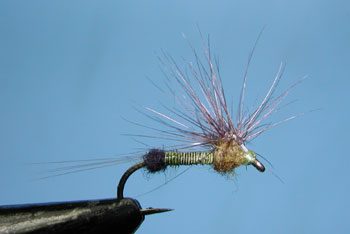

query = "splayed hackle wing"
[[145, 37, 303, 149]]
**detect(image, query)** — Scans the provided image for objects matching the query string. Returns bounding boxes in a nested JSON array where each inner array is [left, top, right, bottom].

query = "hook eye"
[[252, 159, 265, 172]]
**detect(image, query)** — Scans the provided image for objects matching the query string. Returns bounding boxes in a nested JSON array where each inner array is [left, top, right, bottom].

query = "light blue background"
[[0, 1, 349, 233]]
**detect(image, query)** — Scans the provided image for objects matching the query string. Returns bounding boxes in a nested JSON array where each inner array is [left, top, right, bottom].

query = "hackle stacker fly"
[[38, 32, 304, 200]]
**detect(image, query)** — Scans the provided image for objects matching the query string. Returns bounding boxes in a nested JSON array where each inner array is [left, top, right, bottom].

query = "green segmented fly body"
[[164, 151, 214, 166]]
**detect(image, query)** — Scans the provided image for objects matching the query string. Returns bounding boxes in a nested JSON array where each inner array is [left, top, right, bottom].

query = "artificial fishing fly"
[[117, 34, 303, 199]]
